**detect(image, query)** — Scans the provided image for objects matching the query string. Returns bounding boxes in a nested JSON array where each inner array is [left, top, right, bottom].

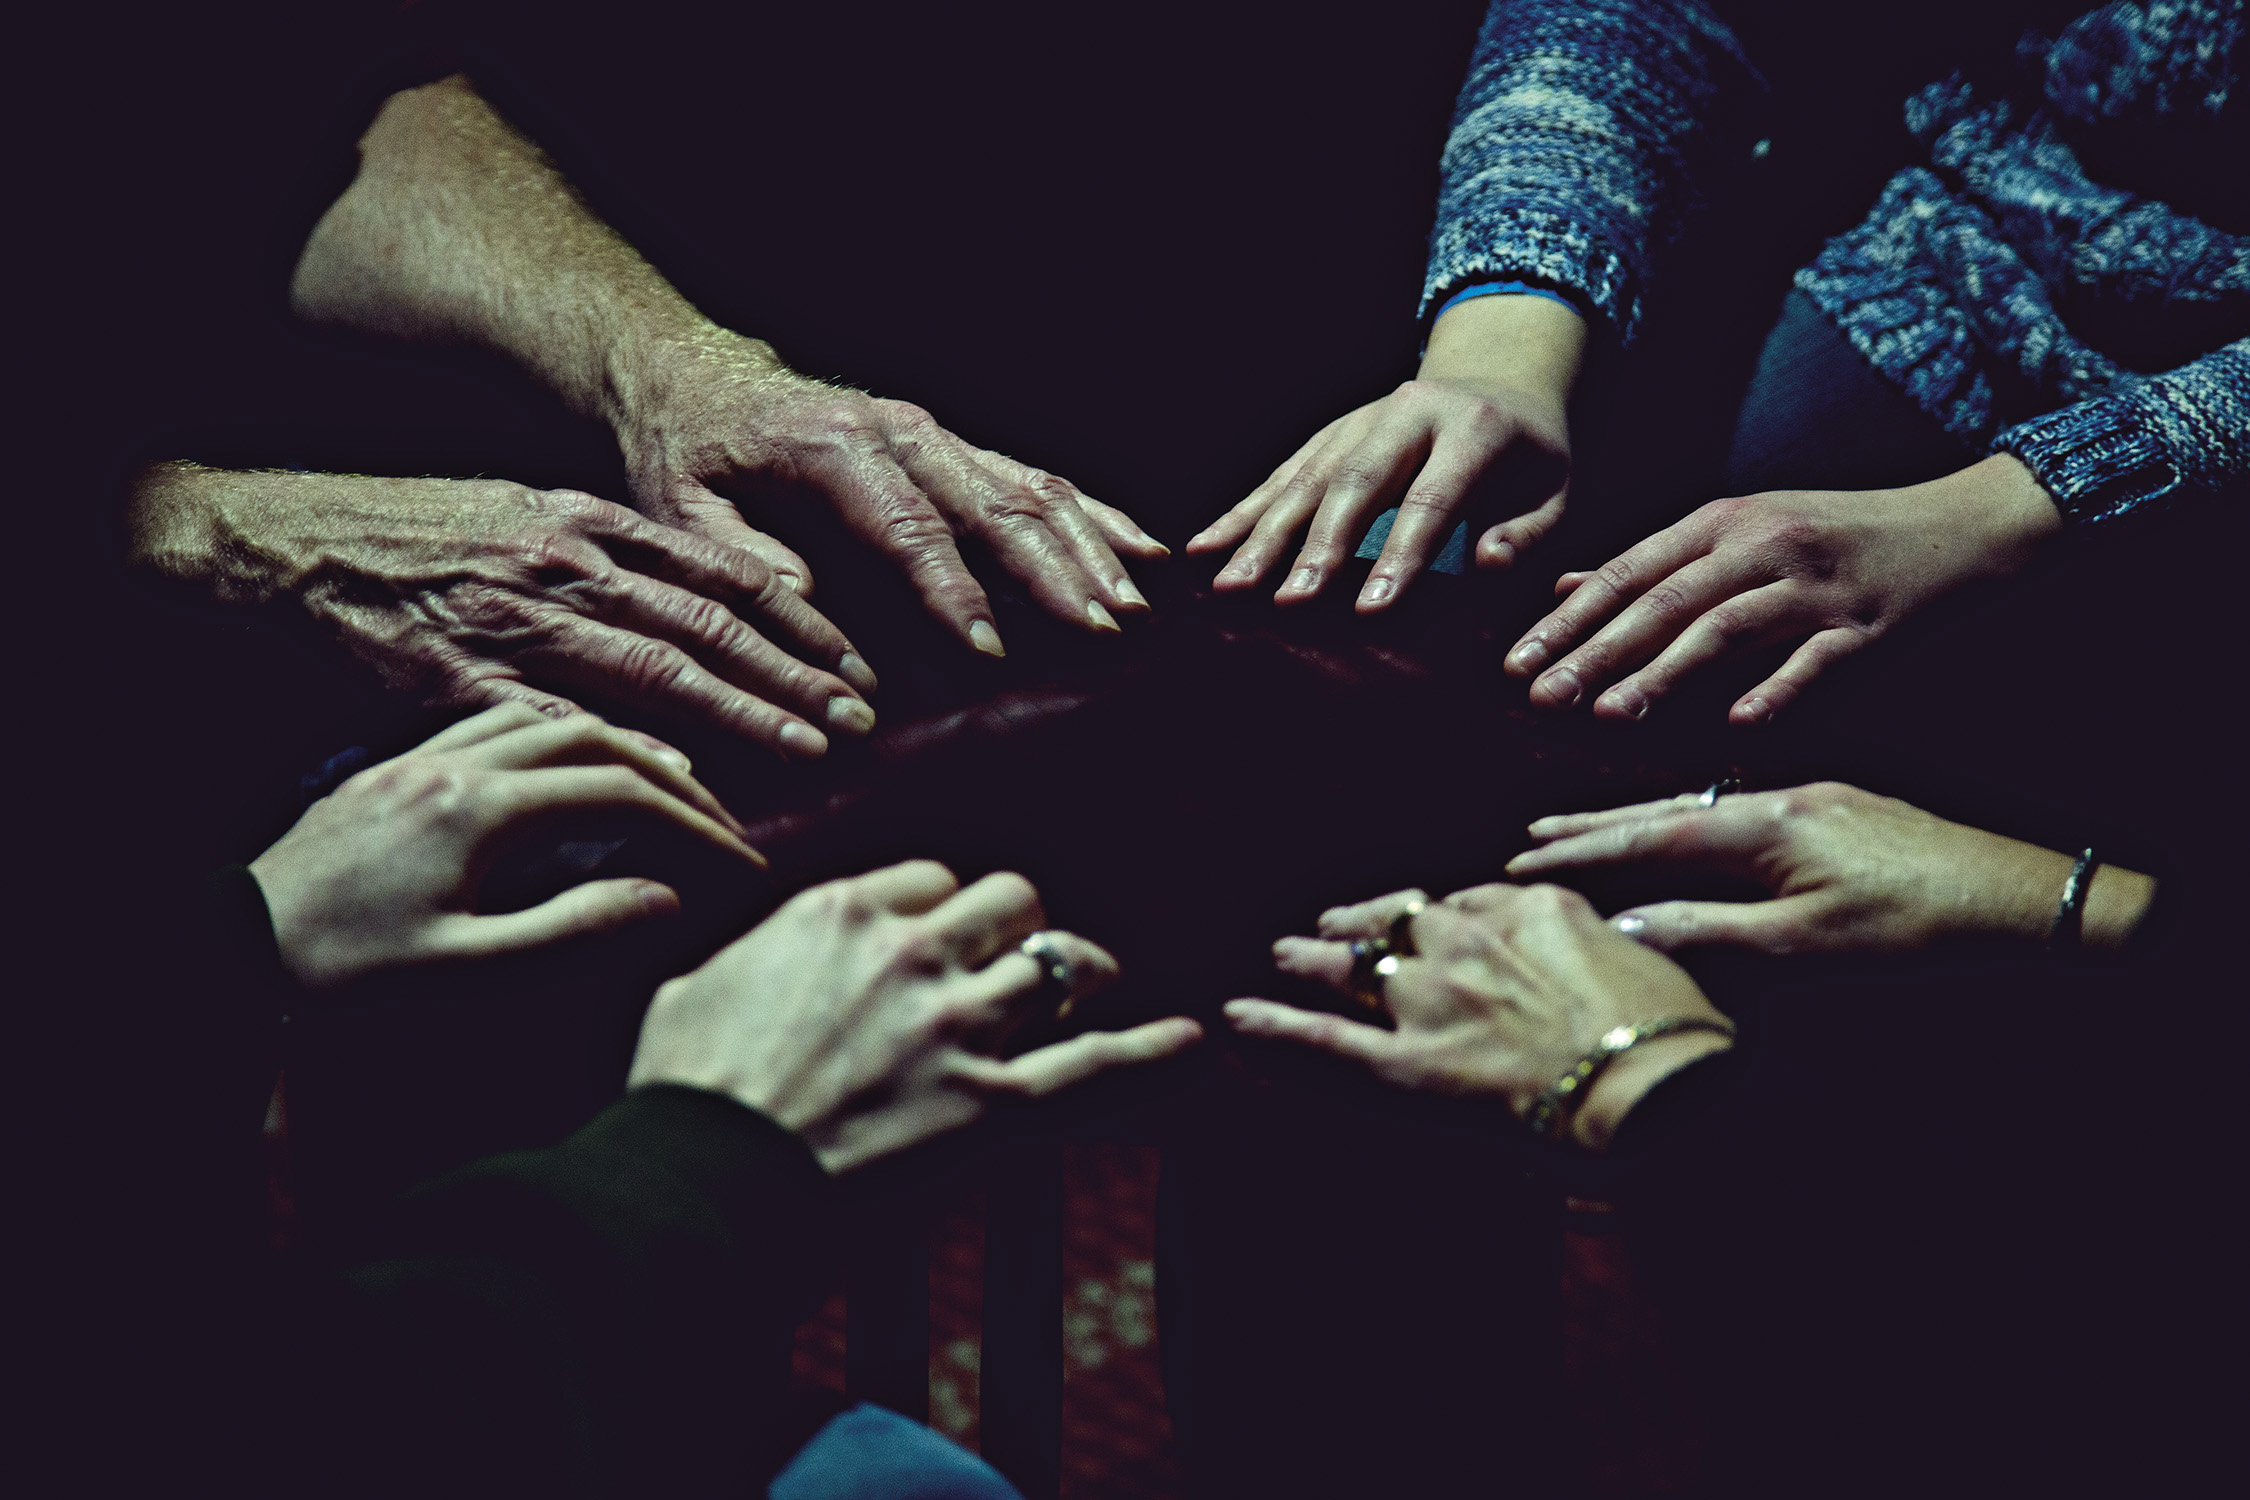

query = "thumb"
[[1612, 895, 1822, 955], [1477, 483, 1568, 569], [432, 879, 681, 960]]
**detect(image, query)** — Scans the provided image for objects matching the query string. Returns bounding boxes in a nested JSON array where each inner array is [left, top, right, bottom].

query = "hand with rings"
[[630, 862, 1203, 1174], [1223, 881, 1730, 1148]]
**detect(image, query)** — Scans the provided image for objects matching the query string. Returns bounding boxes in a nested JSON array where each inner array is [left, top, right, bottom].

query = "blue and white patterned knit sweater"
[[1424, 0, 2248, 523]]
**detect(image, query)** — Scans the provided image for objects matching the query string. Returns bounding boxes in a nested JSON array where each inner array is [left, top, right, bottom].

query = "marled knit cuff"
[[1993, 394, 2185, 524], [1421, 208, 1635, 341]]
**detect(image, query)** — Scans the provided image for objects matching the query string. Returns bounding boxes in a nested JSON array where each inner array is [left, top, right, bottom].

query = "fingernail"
[[1541, 669, 1583, 708], [637, 882, 680, 916], [1738, 697, 1770, 723], [1187, 527, 1215, 549], [1601, 691, 1648, 721], [1087, 600, 1121, 632], [825, 695, 875, 734], [1614, 914, 1646, 937], [1510, 640, 1548, 671], [776, 571, 805, 595], [836, 651, 878, 693], [1285, 566, 1321, 595], [653, 747, 692, 773], [1358, 576, 1394, 608], [969, 621, 1007, 657], [778, 721, 829, 758], [1217, 560, 1253, 584], [1485, 540, 1516, 567], [1113, 577, 1149, 609]]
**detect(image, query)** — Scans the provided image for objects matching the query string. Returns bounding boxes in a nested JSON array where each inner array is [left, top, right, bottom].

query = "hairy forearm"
[[290, 75, 753, 431], [127, 461, 305, 601]]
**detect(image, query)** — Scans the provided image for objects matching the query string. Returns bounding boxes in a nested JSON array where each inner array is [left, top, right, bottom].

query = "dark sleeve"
[[289, 1085, 842, 1497]]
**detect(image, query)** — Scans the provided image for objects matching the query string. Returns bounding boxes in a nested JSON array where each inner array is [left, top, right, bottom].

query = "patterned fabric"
[[1428, 0, 2249, 523]]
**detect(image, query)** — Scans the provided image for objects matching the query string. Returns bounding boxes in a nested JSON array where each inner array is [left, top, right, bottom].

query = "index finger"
[[1506, 518, 1713, 680], [1222, 999, 1401, 1069], [486, 764, 764, 866], [956, 1017, 1205, 1098], [1503, 804, 1774, 879]]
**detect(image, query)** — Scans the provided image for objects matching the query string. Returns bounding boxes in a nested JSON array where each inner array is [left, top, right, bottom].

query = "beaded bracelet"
[[1527, 1016, 1738, 1143]]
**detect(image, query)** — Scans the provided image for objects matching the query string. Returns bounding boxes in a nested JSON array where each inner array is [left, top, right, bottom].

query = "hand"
[[1187, 292, 1581, 611], [1505, 781, 2158, 955], [618, 331, 1166, 657], [628, 861, 1203, 1173], [1223, 882, 1731, 1150], [129, 465, 878, 758], [249, 705, 762, 989], [1505, 456, 2063, 723]]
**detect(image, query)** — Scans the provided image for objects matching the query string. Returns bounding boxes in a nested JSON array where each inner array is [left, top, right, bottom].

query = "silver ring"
[[1697, 777, 1741, 810], [1020, 932, 1077, 1019]]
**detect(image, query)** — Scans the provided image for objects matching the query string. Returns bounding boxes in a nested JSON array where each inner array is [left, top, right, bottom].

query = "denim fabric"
[[767, 1403, 1024, 1500]]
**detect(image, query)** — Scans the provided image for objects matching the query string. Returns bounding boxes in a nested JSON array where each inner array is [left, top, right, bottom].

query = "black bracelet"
[[2048, 847, 2097, 953]]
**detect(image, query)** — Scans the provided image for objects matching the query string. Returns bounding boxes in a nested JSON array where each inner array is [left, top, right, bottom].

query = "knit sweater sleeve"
[[1993, 337, 2250, 523], [1421, 0, 1763, 342]]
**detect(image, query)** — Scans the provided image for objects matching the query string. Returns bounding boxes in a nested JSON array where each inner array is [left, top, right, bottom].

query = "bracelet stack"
[[1527, 1016, 1737, 1143]]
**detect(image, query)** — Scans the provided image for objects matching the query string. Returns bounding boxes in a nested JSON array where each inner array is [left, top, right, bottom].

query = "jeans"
[[768, 1403, 1025, 1500]]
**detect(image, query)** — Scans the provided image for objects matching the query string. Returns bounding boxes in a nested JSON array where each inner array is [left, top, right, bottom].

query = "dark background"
[[16, 1, 2241, 1492]]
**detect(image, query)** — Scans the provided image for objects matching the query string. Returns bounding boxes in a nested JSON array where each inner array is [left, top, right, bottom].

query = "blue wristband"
[[1432, 279, 1577, 322]]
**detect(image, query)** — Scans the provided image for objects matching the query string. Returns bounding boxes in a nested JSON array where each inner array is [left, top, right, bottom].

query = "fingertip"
[[635, 880, 682, 917], [1732, 695, 1773, 725], [1477, 531, 1516, 569], [837, 651, 879, 694], [778, 721, 829, 758], [968, 620, 1007, 658], [1612, 912, 1646, 938]]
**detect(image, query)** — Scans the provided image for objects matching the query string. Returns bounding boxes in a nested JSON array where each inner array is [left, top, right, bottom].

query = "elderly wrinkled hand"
[[249, 705, 762, 989], [618, 336, 1166, 658], [628, 860, 1202, 1173], [129, 464, 878, 757]]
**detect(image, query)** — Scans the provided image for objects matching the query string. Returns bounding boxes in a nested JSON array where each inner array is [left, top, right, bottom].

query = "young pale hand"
[[1223, 881, 1730, 1147], [628, 861, 1203, 1174], [1506, 456, 2062, 723], [250, 705, 762, 989], [1505, 781, 2150, 954], [1188, 292, 1581, 612]]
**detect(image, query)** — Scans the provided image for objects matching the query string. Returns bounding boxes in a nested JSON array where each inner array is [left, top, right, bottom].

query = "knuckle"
[[615, 636, 695, 693], [1642, 582, 1692, 620], [1396, 486, 1456, 518], [1596, 557, 1637, 592]]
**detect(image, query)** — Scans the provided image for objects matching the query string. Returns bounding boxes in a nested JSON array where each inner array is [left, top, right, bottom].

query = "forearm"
[[290, 74, 743, 433], [1949, 833, 2156, 952]]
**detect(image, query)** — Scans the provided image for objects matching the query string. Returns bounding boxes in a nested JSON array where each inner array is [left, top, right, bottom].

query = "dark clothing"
[[163, 870, 845, 1496]]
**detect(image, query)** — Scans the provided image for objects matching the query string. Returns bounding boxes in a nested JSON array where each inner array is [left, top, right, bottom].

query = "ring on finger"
[[1020, 932, 1078, 1020], [1347, 938, 1404, 1012], [1697, 777, 1741, 810]]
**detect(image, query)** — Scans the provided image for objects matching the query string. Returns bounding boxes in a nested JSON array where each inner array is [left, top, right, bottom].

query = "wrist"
[[1904, 454, 2064, 581], [1570, 1028, 1735, 1152], [605, 316, 790, 458], [1420, 292, 1586, 408]]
